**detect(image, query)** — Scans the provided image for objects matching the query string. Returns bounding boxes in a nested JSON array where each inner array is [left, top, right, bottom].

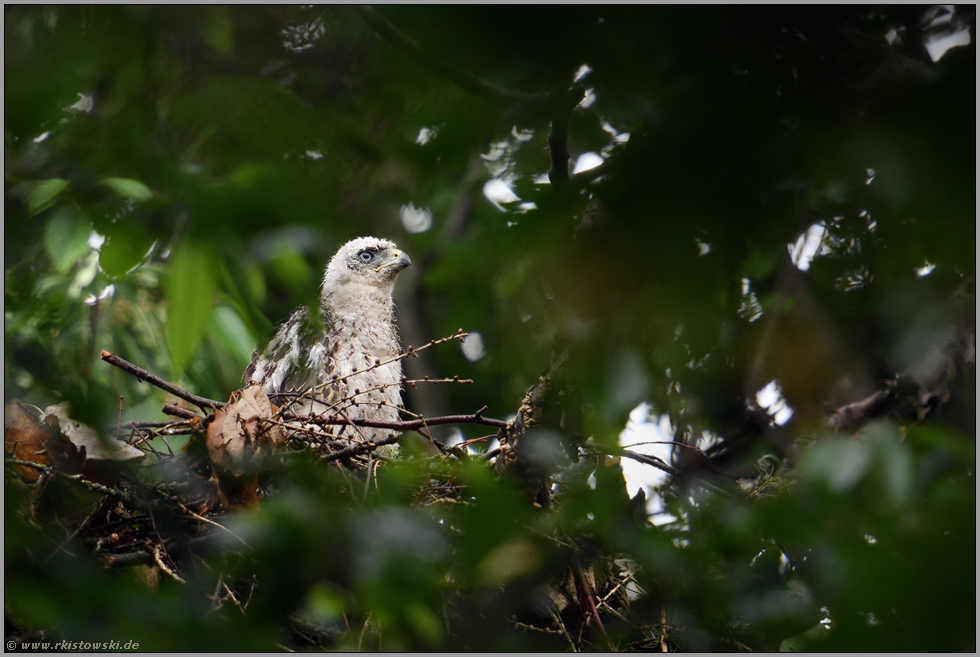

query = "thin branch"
[[103, 551, 153, 568], [546, 87, 586, 188], [355, 6, 550, 104], [618, 450, 731, 498], [161, 403, 203, 420], [100, 350, 224, 411], [403, 376, 474, 388], [151, 486, 250, 547], [6, 459, 133, 502], [44, 501, 103, 564], [622, 440, 710, 457], [509, 617, 565, 637], [574, 563, 607, 636], [318, 433, 403, 464], [551, 611, 578, 653], [273, 329, 469, 419], [125, 418, 193, 429], [618, 450, 681, 477], [570, 157, 614, 184], [152, 544, 187, 584], [299, 410, 510, 431]]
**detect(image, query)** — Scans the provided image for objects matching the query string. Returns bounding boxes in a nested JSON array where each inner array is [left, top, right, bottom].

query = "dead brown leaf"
[[206, 385, 284, 509], [44, 403, 145, 464], [4, 401, 146, 486], [4, 402, 57, 483]]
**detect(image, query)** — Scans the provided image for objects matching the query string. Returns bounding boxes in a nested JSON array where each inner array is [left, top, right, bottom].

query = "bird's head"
[[321, 236, 412, 303]]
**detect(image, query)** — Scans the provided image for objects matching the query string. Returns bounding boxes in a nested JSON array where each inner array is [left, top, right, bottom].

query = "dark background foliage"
[[5, 5, 975, 651]]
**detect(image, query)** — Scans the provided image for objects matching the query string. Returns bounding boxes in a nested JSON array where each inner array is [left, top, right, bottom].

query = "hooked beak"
[[387, 249, 412, 271]]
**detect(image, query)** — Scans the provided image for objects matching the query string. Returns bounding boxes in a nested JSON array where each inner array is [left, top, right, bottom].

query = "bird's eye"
[[358, 250, 374, 263]]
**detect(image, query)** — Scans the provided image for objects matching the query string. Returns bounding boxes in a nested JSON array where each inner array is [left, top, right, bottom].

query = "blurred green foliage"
[[5, 5, 974, 651]]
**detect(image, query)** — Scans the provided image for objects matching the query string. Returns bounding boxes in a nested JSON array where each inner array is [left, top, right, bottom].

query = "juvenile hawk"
[[244, 236, 411, 449]]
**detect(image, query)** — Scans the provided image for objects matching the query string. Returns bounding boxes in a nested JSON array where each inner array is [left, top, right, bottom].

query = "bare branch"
[[100, 350, 224, 411], [5, 459, 133, 502], [298, 410, 510, 432], [619, 449, 680, 477], [548, 87, 586, 187], [275, 329, 469, 418], [827, 385, 894, 431], [161, 403, 203, 420], [570, 157, 614, 185], [355, 6, 550, 105]]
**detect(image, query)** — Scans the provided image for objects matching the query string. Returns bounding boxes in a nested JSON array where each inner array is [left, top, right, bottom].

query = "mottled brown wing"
[[244, 305, 340, 407]]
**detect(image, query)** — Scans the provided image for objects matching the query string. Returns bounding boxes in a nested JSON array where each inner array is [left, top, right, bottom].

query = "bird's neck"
[[322, 282, 396, 329]]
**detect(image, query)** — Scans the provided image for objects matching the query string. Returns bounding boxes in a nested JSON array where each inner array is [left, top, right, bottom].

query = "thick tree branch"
[[827, 384, 895, 431], [829, 277, 974, 431], [548, 111, 571, 187]]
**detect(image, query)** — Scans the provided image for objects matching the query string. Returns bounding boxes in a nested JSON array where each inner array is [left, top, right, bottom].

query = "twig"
[[223, 581, 246, 615], [551, 611, 578, 652], [243, 576, 257, 611], [274, 329, 470, 420], [622, 440, 710, 456], [152, 544, 187, 584], [509, 617, 565, 637], [618, 450, 680, 477], [302, 410, 509, 431], [547, 87, 585, 187], [125, 418, 193, 429], [100, 350, 225, 411], [45, 500, 103, 564], [574, 563, 607, 636], [5, 459, 133, 502], [518, 522, 575, 549], [117, 396, 124, 440], [570, 157, 613, 184], [103, 551, 153, 568], [161, 403, 203, 420], [318, 433, 403, 464], [596, 596, 631, 625], [618, 450, 731, 498], [151, 486, 250, 547], [355, 6, 550, 105]]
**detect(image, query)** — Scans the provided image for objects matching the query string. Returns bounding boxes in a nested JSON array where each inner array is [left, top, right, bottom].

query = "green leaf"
[[798, 436, 871, 493], [303, 584, 343, 624], [269, 243, 313, 291], [44, 207, 92, 272], [102, 177, 154, 202], [166, 241, 217, 378], [208, 302, 257, 369], [29, 178, 69, 215], [203, 6, 235, 55], [403, 602, 443, 647], [906, 424, 976, 463], [98, 226, 157, 277]]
